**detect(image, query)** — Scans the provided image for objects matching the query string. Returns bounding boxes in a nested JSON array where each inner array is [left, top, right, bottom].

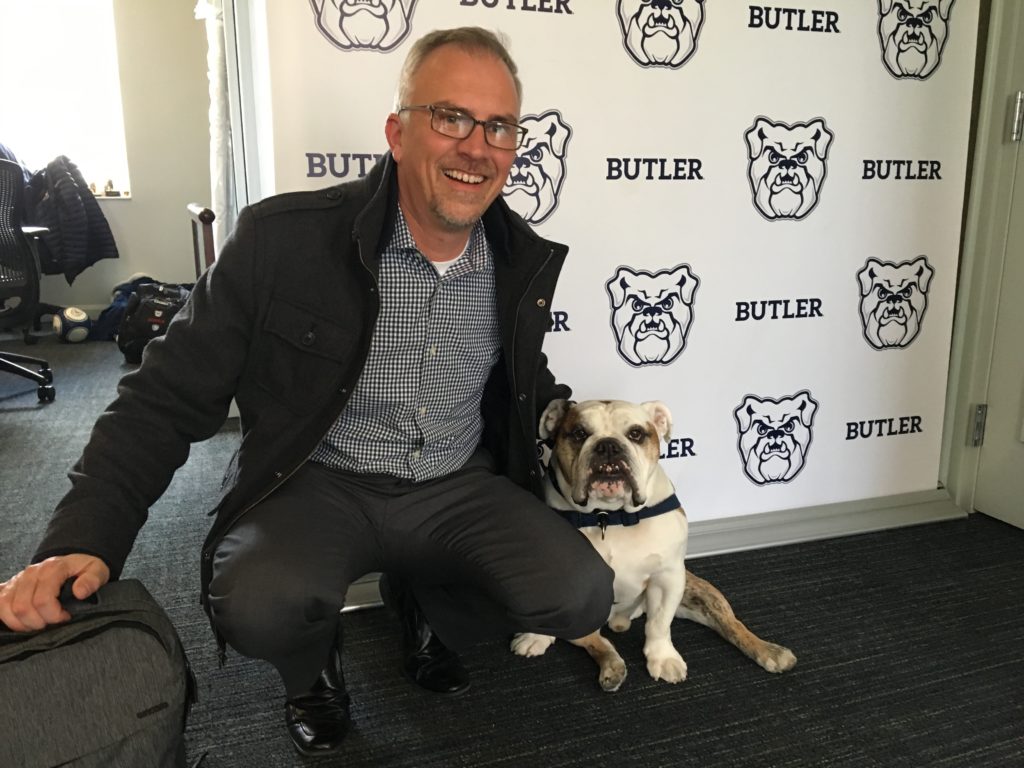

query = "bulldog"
[[745, 117, 834, 221], [857, 256, 934, 349], [309, 0, 415, 52], [502, 110, 572, 225], [878, 0, 955, 80], [734, 391, 818, 485], [512, 399, 796, 691], [617, 0, 706, 69], [606, 264, 699, 367]]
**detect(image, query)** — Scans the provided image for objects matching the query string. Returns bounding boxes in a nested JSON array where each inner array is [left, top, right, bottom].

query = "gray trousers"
[[206, 450, 614, 695]]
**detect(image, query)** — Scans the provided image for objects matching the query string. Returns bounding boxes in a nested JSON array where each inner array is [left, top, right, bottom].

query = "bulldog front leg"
[[642, 572, 688, 683], [570, 631, 627, 693]]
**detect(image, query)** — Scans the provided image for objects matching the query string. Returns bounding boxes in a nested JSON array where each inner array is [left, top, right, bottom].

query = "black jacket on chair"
[[27, 155, 119, 284]]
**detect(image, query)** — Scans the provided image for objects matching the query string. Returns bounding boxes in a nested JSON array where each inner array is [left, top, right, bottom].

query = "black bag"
[[116, 282, 191, 363], [0, 579, 197, 768]]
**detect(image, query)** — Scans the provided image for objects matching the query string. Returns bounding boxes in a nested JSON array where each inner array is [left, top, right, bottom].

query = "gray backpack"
[[0, 579, 197, 767]]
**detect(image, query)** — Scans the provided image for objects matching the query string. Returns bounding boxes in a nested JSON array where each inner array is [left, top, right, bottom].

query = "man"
[[0, 27, 613, 757]]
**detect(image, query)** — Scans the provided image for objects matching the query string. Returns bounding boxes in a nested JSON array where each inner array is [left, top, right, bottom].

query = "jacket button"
[[536, 298, 546, 308], [519, 393, 527, 401], [301, 331, 316, 346]]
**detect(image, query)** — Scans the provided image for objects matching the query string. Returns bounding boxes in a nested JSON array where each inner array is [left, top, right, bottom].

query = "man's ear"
[[385, 113, 404, 160]]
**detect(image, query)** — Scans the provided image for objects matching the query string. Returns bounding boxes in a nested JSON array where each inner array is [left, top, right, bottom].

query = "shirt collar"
[[388, 206, 490, 276]]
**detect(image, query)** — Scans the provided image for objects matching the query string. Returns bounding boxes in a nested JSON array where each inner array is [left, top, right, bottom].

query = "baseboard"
[[342, 490, 967, 611], [686, 489, 967, 559]]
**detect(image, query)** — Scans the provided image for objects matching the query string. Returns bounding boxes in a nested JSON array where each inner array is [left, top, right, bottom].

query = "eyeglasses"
[[398, 104, 527, 151]]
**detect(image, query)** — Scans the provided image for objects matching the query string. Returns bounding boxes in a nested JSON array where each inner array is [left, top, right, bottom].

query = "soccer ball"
[[53, 306, 92, 343]]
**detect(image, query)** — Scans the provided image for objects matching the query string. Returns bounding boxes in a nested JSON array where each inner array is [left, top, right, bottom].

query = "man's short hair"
[[394, 27, 522, 112]]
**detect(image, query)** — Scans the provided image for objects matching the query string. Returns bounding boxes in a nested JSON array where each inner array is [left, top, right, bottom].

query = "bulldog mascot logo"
[[605, 263, 700, 367], [309, 0, 417, 52], [745, 117, 834, 221], [734, 390, 819, 485], [856, 256, 935, 350], [878, 0, 956, 80], [617, 0, 706, 69], [502, 110, 572, 225]]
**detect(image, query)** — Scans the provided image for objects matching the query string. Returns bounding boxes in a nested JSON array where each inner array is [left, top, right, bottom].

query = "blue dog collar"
[[548, 472, 681, 535]]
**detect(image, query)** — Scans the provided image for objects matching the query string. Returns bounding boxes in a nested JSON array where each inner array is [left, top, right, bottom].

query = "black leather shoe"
[[379, 574, 470, 695], [284, 632, 351, 756]]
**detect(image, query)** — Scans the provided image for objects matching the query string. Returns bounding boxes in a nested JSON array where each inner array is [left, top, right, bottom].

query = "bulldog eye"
[[920, 9, 933, 24], [768, 150, 782, 165], [783, 419, 796, 434], [659, 297, 675, 311], [795, 149, 809, 165], [901, 287, 913, 299], [627, 427, 646, 443], [527, 147, 544, 163], [631, 298, 647, 312], [896, 6, 908, 22], [569, 427, 588, 443], [877, 287, 891, 300], [756, 422, 769, 436]]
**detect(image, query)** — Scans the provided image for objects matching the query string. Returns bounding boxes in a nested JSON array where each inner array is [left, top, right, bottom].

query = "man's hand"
[[0, 555, 110, 632]]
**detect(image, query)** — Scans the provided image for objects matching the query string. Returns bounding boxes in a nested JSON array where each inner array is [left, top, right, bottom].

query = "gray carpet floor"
[[2, 337, 1023, 767]]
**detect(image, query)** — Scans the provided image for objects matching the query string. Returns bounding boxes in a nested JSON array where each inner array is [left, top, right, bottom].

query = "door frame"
[[942, 0, 1024, 511]]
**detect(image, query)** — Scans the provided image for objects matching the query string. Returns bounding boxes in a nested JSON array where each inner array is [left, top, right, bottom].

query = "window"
[[0, 0, 131, 195]]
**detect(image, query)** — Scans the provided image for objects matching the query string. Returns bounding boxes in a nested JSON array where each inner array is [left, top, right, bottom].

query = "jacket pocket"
[[255, 298, 354, 415]]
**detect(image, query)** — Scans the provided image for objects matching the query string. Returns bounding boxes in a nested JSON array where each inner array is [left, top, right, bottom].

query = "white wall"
[[39, 0, 211, 311], [243, 2, 980, 524]]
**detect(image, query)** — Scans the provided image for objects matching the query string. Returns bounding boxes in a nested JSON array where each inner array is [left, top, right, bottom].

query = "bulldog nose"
[[594, 438, 623, 459], [906, 16, 923, 28], [778, 158, 797, 170], [650, 0, 671, 9], [512, 156, 530, 171], [642, 305, 662, 317]]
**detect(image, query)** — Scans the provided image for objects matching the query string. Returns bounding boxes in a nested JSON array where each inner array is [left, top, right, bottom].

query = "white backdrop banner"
[[243, 0, 979, 522]]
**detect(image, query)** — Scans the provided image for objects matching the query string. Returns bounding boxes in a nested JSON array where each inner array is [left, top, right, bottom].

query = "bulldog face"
[[857, 256, 934, 349], [617, 0, 705, 69], [878, 0, 955, 79], [734, 391, 818, 485], [745, 117, 834, 221], [540, 399, 672, 509], [606, 264, 699, 367], [502, 110, 572, 225], [309, 0, 416, 52]]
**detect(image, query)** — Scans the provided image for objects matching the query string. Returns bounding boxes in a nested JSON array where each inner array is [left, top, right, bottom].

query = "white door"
[[974, 132, 1024, 527]]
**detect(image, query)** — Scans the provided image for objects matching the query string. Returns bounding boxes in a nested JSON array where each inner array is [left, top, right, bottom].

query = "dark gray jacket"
[[34, 155, 571, 609]]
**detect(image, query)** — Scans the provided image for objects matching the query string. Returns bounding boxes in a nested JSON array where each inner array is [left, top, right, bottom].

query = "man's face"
[[386, 45, 520, 238]]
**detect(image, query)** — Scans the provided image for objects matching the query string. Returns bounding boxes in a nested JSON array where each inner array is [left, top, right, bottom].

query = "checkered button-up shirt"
[[310, 208, 501, 481]]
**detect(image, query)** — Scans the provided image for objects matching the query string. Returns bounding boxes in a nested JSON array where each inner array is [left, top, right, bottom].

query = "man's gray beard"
[[431, 200, 482, 232]]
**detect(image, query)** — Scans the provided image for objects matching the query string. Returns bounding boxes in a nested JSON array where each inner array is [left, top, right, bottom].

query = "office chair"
[[0, 158, 57, 402], [187, 203, 216, 279]]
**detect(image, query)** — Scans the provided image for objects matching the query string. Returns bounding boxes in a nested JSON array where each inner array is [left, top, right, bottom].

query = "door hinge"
[[971, 404, 988, 447], [1012, 91, 1024, 143]]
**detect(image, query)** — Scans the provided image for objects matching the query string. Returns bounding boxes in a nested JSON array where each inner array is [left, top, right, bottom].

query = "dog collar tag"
[[598, 513, 608, 539]]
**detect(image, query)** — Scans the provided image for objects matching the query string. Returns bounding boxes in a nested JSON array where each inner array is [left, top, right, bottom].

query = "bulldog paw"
[[598, 658, 628, 693], [758, 643, 797, 673], [645, 646, 688, 684], [511, 632, 556, 657], [607, 615, 632, 633]]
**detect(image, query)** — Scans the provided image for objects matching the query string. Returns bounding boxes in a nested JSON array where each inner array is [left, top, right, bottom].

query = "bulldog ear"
[[745, 118, 772, 159], [938, 0, 954, 19], [858, 259, 882, 296], [910, 256, 934, 292], [605, 267, 635, 309], [539, 399, 572, 439], [794, 391, 818, 427], [807, 119, 834, 160], [734, 397, 760, 432], [879, 0, 894, 16], [642, 401, 673, 441], [673, 264, 699, 305], [534, 112, 570, 156]]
